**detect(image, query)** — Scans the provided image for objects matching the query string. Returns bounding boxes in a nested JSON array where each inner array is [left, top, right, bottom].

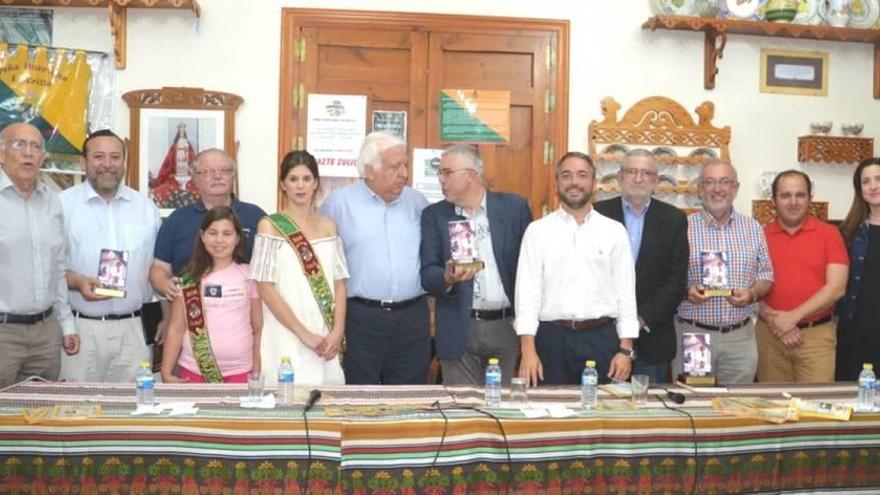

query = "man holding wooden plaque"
[[672, 160, 774, 385], [420, 145, 531, 385]]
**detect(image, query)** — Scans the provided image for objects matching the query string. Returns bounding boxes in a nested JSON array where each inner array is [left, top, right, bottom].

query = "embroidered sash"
[[266, 213, 335, 332], [178, 270, 223, 383]]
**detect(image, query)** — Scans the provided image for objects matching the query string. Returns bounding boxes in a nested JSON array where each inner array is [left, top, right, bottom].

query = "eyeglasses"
[[620, 168, 658, 179], [701, 178, 738, 189], [438, 168, 472, 178], [5, 139, 44, 153], [193, 167, 235, 177]]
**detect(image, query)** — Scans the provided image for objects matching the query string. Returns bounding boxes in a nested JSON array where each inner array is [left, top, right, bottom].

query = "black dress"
[[848, 225, 880, 376]]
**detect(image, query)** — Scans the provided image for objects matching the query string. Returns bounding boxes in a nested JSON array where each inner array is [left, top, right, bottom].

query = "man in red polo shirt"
[[757, 170, 849, 382]]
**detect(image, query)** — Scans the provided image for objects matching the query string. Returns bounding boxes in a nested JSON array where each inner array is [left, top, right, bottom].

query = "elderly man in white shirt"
[[59, 130, 161, 382], [515, 151, 639, 386]]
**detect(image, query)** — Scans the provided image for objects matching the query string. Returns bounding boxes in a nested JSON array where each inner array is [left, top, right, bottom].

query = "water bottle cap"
[[281, 356, 291, 363], [488, 358, 499, 365], [585, 360, 596, 367], [865, 363, 874, 370], [139, 361, 150, 368]]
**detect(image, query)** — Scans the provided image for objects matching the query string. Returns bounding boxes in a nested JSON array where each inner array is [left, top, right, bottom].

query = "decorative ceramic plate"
[[793, 0, 823, 24], [601, 144, 630, 155], [720, 0, 769, 20], [599, 173, 620, 192], [652, 146, 678, 157], [653, 0, 696, 15], [689, 147, 719, 159], [849, 0, 880, 29]]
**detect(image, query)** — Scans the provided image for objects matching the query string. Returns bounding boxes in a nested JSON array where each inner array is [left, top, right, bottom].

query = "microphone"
[[304, 389, 322, 412], [665, 389, 686, 405]]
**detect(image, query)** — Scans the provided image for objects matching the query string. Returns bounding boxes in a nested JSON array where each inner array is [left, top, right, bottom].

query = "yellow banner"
[[0, 43, 91, 155]]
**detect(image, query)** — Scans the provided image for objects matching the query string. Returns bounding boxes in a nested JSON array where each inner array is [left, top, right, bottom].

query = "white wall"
[[49, 0, 878, 218]]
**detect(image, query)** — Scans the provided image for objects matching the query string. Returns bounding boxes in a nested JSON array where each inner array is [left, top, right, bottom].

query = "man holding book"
[[59, 130, 161, 382]]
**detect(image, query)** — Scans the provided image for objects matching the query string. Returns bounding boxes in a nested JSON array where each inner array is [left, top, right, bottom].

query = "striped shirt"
[[677, 210, 774, 325]]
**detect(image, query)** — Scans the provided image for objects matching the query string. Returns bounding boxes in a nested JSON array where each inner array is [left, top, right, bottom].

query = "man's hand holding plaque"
[[700, 250, 732, 297], [447, 219, 484, 276]]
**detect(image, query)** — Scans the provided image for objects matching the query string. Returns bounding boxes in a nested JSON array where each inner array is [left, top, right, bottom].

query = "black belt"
[[797, 315, 833, 329], [548, 317, 614, 330], [0, 307, 52, 325], [350, 296, 422, 311], [678, 317, 751, 333], [471, 307, 514, 321], [74, 310, 142, 321]]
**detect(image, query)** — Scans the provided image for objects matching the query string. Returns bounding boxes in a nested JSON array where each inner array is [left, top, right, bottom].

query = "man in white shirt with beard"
[[515, 151, 639, 386]]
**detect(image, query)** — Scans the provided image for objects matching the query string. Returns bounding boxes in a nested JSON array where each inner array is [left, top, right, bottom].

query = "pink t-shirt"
[[178, 263, 258, 377]]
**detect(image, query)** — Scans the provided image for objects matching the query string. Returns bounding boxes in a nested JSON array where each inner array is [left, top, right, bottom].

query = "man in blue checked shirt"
[[672, 160, 774, 385]]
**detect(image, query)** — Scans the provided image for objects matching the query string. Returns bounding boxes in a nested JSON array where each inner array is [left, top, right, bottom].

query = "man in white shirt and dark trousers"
[[515, 151, 639, 385], [59, 130, 161, 382]]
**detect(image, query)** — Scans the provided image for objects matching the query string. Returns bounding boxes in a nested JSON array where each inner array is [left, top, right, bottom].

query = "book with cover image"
[[700, 250, 732, 297], [95, 248, 128, 298], [447, 219, 484, 273]]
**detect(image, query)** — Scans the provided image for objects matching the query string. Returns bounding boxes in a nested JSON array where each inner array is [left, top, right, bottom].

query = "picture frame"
[[759, 48, 828, 97], [122, 87, 243, 215]]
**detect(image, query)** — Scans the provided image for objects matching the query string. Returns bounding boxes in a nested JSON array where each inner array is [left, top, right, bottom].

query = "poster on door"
[[439, 89, 509, 143], [307, 94, 367, 178]]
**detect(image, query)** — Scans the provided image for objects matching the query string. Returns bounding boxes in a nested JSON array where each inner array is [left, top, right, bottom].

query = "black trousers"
[[343, 297, 431, 385], [535, 320, 618, 385]]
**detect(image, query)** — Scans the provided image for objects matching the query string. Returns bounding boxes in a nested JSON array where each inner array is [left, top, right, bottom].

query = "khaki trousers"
[[755, 318, 836, 383], [0, 316, 62, 388]]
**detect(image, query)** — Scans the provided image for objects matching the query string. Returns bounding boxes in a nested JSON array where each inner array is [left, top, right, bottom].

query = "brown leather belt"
[[797, 315, 833, 329], [548, 317, 613, 330]]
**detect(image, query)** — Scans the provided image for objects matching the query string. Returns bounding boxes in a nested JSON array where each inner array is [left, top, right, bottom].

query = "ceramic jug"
[[694, 0, 720, 17], [820, 0, 852, 26]]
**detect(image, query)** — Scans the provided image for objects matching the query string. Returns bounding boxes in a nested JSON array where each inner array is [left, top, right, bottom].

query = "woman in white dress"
[[249, 150, 347, 386]]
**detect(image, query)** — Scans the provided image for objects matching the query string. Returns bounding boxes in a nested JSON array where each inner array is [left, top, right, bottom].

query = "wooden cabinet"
[[798, 135, 874, 163]]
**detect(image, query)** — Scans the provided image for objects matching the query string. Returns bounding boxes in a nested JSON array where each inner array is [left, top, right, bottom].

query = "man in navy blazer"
[[420, 145, 532, 385], [594, 149, 688, 384]]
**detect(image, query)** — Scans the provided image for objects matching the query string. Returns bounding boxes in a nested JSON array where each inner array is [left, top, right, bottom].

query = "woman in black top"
[[836, 158, 880, 380]]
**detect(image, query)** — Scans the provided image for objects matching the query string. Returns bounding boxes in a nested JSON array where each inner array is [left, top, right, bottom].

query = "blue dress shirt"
[[622, 199, 649, 263], [321, 180, 428, 301]]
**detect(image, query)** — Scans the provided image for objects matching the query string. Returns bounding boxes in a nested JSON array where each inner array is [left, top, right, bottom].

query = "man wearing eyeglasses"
[[0, 122, 79, 387], [594, 149, 688, 385], [58, 130, 161, 383], [420, 145, 532, 386], [671, 160, 774, 384], [149, 148, 265, 340]]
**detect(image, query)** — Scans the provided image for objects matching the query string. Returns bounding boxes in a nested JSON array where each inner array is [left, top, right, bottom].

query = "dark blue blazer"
[[420, 191, 532, 360]]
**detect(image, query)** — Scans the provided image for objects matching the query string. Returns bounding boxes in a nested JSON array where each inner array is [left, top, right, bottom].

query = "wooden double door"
[[279, 9, 569, 217]]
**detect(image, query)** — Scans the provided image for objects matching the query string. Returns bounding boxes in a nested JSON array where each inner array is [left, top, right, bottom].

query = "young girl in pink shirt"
[[161, 206, 263, 383]]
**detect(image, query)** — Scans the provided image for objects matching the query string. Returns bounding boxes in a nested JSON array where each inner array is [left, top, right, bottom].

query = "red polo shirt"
[[764, 215, 849, 320]]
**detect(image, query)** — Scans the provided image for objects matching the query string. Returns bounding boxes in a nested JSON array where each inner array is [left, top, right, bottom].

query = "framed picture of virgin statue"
[[122, 87, 243, 216]]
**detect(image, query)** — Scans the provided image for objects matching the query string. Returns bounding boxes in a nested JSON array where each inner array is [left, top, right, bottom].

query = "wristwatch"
[[617, 347, 636, 360]]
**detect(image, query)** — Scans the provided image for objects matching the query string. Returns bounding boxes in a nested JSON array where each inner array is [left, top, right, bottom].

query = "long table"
[[1, 381, 879, 494]]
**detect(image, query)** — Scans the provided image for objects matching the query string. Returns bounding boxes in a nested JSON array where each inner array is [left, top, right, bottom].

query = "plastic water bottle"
[[858, 363, 876, 412], [277, 356, 295, 406], [135, 361, 154, 406], [484, 358, 502, 407], [581, 360, 598, 411]]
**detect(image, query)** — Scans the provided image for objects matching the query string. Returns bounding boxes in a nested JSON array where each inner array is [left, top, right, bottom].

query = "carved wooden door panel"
[[280, 9, 568, 216], [426, 32, 555, 217]]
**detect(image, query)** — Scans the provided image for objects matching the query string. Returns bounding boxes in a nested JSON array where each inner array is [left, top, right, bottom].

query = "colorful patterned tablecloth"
[[1, 381, 879, 494]]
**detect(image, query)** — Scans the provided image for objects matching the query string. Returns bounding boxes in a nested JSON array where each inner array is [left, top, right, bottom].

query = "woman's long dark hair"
[[184, 206, 247, 285], [840, 158, 880, 244]]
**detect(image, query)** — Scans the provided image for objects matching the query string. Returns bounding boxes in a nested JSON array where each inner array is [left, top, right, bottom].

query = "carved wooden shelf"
[[753, 199, 829, 225], [589, 95, 730, 211], [797, 135, 874, 163], [0, 0, 201, 69], [642, 15, 880, 98]]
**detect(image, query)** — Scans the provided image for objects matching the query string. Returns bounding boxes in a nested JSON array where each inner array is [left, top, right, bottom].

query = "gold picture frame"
[[760, 48, 828, 97]]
